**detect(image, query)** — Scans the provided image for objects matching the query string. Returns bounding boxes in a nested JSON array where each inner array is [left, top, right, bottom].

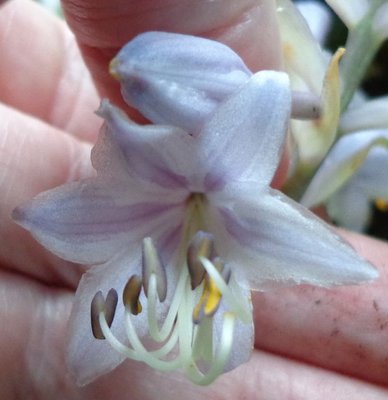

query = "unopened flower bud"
[[110, 31, 251, 134]]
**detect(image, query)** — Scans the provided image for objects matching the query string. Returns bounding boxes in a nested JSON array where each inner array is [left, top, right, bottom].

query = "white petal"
[[277, 0, 327, 95], [325, 0, 368, 28], [208, 187, 378, 289], [327, 184, 371, 231], [67, 232, 180, 385], [301, 130, 388, 207], [326, 145, 388, 231], [353, 146, 388, 199], [373, 3, 388, 40], [340, 96, 388, 133], [199, 71, 291, 188], [296, 1, 333, 45]]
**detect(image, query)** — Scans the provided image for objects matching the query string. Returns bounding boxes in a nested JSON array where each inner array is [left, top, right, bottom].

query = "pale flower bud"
[[110, 31, 252, 134]]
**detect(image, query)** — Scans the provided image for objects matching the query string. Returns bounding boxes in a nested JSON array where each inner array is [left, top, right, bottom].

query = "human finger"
[[0, 0, 100, 141], [61, 0, 283, 109], [0, 103, 92, 286]]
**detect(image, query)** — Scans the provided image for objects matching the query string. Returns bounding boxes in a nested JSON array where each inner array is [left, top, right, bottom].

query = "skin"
[[0, 0, 388, 398]]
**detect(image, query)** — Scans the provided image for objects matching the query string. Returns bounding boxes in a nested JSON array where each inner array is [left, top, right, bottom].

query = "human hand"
[[1, 0, 388, 398]]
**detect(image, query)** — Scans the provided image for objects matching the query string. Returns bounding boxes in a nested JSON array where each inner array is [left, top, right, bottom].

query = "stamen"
[[123, 275, 143, 315], [187, 231, 215, 289], [142, 237, 167, 302], [199, 257, 251, 323], [91, 289, 118, 339], [124, 312, 182, 370], [91, 225, 250, 385], [186, 312, 236, 385], [192, 257, 229, 324], [291, 91, 322, 120]]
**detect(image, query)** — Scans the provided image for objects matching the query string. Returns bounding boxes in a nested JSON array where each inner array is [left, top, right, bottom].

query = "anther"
[[123, 275, 143, 315], [291, 91, 322, 120], [192, 274, 223, 324], [91, 289, 118, 340], [142, 237, 167, 302], [187, 231, 215, 290]]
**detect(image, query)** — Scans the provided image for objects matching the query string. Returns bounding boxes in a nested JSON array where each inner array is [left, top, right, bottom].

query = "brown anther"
[[123, 275, 143, 315], [187, 231, 215, 289], [91, 289, 118, 340], [142, 237, 167, 302]]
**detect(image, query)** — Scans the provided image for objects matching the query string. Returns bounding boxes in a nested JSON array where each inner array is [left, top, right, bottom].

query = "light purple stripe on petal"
[[98, 101, 189, 190]]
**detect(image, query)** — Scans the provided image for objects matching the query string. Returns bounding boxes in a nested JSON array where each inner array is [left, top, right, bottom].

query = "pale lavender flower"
[[13, 33, 377, 386]]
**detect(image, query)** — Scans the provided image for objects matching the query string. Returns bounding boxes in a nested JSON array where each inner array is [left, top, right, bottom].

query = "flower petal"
[[326, 145, 388, 231], [373, 3, 388, 40], [111, 31, 251, 133], [301, 129, 388, 208], [296, 1, 332, 44], [325, 0, 368, 29], [13, 178, 185, 264], [326, 184, 371, 231], [200, 71, 291, 189], [66, 239, 180, 386], [340, 96, 388, 133], [97, 100, 204, 190], [208, 186, 378, 289], [277, 0, 327, 95]]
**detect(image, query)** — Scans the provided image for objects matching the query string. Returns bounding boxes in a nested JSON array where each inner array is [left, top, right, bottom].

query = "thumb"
[[61, 0, 283, 107]]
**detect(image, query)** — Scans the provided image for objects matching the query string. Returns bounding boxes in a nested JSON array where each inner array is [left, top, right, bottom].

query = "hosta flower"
[[301, 129, 388, 231], [13, 35, 377, 386]]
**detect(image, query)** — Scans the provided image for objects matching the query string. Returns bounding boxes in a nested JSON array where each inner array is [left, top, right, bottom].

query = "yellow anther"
[[204, 278, 222, 315], [375, 198, 388, 212], [192, 276, 222, 324]]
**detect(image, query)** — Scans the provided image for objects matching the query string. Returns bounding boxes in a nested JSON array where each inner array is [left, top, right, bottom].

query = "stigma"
[[90, 231, 251, 385]]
